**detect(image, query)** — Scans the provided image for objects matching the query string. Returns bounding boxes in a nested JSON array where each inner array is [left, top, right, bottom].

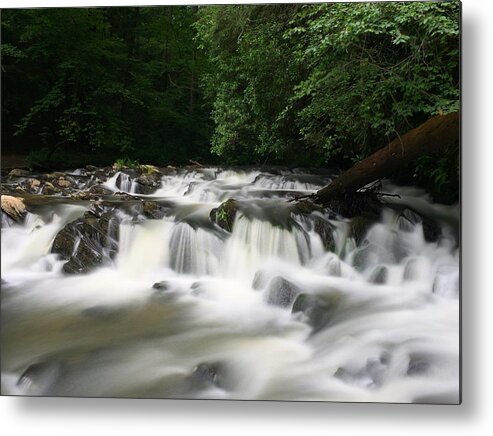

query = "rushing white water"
[[0, 167, 459, 403]]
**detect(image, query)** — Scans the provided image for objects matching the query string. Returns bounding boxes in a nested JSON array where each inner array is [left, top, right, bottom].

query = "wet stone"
[[152, 281, 170, 291], [189, 363, 224, 390], [292, 292, 341, 333], [369, 265, 388, 284], [266, 277, 301, 308]]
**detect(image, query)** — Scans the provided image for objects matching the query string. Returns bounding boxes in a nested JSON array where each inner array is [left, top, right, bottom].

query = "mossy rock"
[[210, 199, 239, 232]]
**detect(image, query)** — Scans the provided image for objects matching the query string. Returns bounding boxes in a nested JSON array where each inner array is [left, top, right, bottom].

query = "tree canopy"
[[1, 2, 460, 201]]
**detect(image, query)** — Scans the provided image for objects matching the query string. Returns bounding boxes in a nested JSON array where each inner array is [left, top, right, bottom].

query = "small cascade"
[[169, 222, 223, 276], [223, 214, 311, 280], [103, 171, 137, 193]]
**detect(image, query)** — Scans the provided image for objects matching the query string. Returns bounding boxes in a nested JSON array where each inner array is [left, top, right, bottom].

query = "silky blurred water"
[[1, 168, 459, 403]]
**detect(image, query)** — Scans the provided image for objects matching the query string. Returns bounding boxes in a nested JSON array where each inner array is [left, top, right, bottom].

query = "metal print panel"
[[0, 1, 460, 403]]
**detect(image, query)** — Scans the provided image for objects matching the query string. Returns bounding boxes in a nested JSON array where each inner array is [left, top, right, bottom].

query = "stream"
[[1, 167, 460, 403]]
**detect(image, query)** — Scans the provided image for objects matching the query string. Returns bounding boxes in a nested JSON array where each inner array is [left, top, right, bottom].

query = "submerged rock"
[[252, 269, 270, 290], [189, 362, 225, 390], [152, 281, 170, 291], [369, 265, 388, 284], [292, 292, 341, 332], [210, 198, 238, 232], [266, 276, 301, 308]]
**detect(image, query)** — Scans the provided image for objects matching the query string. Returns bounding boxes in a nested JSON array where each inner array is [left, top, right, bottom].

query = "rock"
[[8, 168, 30, 178], [142, 201, 169, 219], [313, 216, 335, 251], [70, 191, 94, 201], [41, 181, 61, 195], [266, 276, 301, 308], [1, 195, 26, 222], [292, 200, 322, 215], [189, 363, 224, 389], [152, 281, 170, 291], [369, 265, 388, 284], [210, 199, 239, 232], [17, 361, 62, 395], [85, 165, 99, 172], [138, 164, 161, 175], [52, 208, 119, 274], [24, 178, 41, 193], [399, 208, 441, 242], [87, 184, 114, 196], [292, 292, 341, 332], [113, 192, 138, 201], [407, 355, 430, 376], [403, 258, 419, 281], [349, 216, 375, 246], [57, 177, 72, 189]]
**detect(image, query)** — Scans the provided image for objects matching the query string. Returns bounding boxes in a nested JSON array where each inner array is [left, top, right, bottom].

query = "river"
[[1, 166, 460, 403]]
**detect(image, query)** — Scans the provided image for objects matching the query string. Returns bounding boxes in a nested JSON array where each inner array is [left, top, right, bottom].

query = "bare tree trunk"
[[314, 112, 459, 203]]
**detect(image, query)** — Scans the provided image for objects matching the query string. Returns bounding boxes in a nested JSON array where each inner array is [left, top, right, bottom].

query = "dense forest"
[[1, 2, 460, 202]]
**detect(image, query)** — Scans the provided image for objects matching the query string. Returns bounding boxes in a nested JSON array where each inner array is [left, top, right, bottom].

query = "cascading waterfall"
[[103, 171, 137, 193], [0, 167, 459, 403]]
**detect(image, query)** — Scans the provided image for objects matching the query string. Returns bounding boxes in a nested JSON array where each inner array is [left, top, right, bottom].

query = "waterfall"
[[0, 167, 459, 403]]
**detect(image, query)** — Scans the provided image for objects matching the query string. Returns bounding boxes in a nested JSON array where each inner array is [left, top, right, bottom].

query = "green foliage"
[[26, 147, 52, 167], [2, 6, 212, 165], [113, 157, 139, 170], [196, 1, 460, 199]]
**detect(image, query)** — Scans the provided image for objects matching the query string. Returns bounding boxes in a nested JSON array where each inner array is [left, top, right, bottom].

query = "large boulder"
[[52, 207, 119, 274], [134, 172, 162, 194], [1, 195, 26, 223], [210, 199, 239, 232]]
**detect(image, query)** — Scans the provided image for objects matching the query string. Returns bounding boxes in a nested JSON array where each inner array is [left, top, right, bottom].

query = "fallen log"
[[314, 112, 459, 203]]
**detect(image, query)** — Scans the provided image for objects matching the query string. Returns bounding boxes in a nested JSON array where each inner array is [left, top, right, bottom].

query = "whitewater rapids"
[[1, 167, 460, 403]]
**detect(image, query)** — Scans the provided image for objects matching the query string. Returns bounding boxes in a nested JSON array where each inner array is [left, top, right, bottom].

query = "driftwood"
[[313, 112, 459, 203]]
